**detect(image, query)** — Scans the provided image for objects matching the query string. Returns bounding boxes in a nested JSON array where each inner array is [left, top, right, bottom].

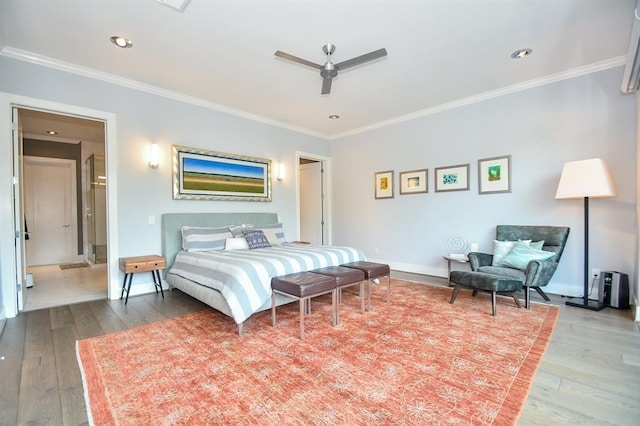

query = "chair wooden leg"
[[472, 289, 478, 297], [450, 285, 461, 304], [534, 287, 551, 302], [510, 292, 521, 308]]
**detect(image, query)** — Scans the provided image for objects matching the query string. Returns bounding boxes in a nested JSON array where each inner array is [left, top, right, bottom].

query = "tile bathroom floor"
[[24, 262, 108, 311]]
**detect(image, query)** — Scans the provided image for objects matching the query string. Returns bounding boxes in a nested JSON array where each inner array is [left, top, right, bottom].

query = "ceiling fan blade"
[[321, 77, 332, 95], [335, 48, 387, 70], [274, 50, 323, 70]]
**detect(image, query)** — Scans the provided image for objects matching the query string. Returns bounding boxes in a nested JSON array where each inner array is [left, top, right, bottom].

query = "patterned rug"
[[76, 279, 558, 425]]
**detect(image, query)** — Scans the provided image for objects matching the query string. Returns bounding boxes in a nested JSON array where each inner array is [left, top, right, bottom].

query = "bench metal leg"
[[271, 292, 276, 326], [299, 299, 306, 340]]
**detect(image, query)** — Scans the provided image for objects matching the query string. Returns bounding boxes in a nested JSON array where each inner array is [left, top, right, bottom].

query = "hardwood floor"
[[0, 281, 638, 425]]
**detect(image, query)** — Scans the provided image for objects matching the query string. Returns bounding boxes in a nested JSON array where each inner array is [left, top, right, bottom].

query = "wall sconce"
[[149, 143, 160, 168], [276, 163, 285, 181]]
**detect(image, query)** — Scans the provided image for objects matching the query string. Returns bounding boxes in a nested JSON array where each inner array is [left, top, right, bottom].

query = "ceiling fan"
[[274, 44, 387, 95]]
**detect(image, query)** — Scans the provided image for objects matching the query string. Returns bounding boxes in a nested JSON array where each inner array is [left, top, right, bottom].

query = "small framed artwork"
[[374, 170, 394, 199], [478, 155, 511, 194], [172, 145, 271, 201], [399, 169, 428, 195], [435, 163, 470, 192]]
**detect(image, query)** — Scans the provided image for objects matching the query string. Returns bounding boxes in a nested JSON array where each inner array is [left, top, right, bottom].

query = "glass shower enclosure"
[[86, 154, 107, 264]]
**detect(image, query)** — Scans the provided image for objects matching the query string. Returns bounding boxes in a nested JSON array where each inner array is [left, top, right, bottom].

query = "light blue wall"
[[0, 55, 328, 312], [330, 67, 637, 297]]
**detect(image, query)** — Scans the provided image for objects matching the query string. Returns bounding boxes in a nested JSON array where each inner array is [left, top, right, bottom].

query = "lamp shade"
[[555, 158, 616, 199]]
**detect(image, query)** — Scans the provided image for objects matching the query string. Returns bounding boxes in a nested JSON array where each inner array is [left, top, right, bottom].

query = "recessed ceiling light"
[[46, 130, 58, 135], [110, 36, 133, 48], [510, 48, 532, 59], [328, 115, 340, 119]]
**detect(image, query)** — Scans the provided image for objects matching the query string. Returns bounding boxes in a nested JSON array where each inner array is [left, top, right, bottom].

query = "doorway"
[[297, 153, 330, 245], [18, 108, 108, 311]]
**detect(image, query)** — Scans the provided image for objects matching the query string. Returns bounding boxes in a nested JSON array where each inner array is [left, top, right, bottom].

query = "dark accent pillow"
[[242, 229, 271, 249]]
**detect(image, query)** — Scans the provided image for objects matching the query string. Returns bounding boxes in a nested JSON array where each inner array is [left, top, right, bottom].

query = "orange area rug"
[[76, 279, 558, 425]]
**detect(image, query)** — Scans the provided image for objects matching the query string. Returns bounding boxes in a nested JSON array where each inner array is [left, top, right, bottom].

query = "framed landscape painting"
[[374, 170, 394, 199], [478, 155, 511, 194], [172, 145, 272, 201], [399, 169, 428, 195], [434, 163, 470, 192]]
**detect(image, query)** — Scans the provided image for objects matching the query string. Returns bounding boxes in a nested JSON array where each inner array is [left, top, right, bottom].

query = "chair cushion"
[[478, 265, 526, 281], [499, 241, 554, 270]]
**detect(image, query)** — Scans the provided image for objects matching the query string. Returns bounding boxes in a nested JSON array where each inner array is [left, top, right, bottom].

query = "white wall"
[[0, 55, 329, 317], [330, 67, 637, 298]]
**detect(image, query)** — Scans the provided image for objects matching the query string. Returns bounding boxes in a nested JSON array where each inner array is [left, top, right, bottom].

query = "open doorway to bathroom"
[[18, 108, 108, 311]]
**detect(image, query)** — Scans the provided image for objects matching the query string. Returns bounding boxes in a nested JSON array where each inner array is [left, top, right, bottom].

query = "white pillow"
[[224, 237, 249, 251], [263, 230, 281, 246], [492, 240, 531, 266]]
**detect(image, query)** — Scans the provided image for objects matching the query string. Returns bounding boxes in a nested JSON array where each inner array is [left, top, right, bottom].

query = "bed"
[[161, 212, 366, 334]]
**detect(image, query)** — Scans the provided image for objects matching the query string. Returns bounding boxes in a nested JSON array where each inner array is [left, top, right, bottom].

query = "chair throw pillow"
[[492, 240, 530, 266], [499, 241, 554, 270], [242, 229, 271, 249]]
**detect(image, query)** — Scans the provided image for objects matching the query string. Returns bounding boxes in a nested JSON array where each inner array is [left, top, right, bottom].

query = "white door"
[[300, 161, 325, 245], [24, 156, 78, 266], [12, 107, 27, 310]]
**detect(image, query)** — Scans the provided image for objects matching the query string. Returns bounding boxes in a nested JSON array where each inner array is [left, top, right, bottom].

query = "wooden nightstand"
[[119, 255, 166, 304]]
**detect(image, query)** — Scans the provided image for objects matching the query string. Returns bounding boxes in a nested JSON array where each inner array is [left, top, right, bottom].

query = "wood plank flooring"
[[0, 283, 638, 425]]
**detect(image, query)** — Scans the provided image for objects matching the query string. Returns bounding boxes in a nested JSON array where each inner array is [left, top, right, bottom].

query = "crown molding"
[[329, 56, 627, 140], [1, 47, 624, 142], [0, 47, 329, 140]]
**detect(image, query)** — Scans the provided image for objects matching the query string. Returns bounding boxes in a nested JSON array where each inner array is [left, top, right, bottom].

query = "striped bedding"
[[167, 243, 366, 324]]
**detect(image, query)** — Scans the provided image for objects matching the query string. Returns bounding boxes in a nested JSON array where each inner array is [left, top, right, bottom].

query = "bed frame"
[[161, 212, 295, 335]]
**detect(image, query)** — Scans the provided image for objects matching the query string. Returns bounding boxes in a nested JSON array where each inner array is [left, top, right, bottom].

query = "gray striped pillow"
[[181, 226, 233, 252]]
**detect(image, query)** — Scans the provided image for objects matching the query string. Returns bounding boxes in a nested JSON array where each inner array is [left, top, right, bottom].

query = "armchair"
[[468, 225, 570, 308]]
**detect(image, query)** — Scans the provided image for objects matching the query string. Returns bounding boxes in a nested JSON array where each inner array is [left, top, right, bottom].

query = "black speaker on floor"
[[598, 271, 630, 309]]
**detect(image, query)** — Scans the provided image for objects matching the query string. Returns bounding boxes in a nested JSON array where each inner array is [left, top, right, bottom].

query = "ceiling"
[[0, 0, 636, 141]]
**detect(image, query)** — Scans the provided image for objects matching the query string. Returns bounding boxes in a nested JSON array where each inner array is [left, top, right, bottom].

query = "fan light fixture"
[[110, 36, 133, 48], [510, 48, 532, 59], [46, 130, 58, 135], [275, 44, 387, 95], [329, 115, 340, 120]]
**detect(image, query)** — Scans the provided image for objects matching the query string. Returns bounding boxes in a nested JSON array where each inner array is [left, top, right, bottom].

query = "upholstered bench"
[[310, 266, 366, 324], [449, 270, 523, 316], [341, 261, 391, 310], [271, 272, 337, 339]]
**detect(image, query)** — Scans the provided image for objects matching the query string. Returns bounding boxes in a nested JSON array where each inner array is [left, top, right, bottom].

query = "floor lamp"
[[555, 158, 616, 310]]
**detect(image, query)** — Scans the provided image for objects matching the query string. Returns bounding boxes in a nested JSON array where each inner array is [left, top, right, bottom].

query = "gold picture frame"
[[172, 145, 272, 201]]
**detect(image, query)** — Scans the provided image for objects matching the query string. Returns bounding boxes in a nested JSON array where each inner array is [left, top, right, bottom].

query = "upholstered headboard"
[[161, 212, 280, 273]]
